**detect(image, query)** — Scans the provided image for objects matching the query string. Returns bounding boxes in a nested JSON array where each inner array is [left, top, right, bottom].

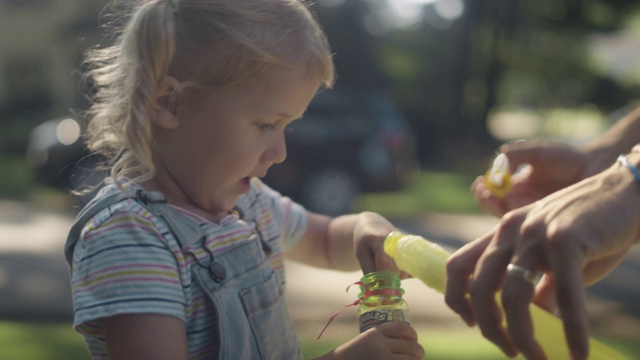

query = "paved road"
[[1, 199, 639, 344], [0, 200, 75, 321]]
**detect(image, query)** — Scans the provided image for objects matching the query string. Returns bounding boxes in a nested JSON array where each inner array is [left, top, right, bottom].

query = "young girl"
[[64, 0, 424, 359]]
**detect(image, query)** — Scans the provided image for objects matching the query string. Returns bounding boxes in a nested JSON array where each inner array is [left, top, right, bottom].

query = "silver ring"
[[506, 264, 542, 285]]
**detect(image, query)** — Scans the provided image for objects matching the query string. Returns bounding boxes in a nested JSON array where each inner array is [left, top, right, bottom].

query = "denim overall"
[[65, 189, 303, 360]]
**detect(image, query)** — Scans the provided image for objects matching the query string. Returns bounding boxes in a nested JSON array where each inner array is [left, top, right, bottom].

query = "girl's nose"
[[265, 133, 287, 165]]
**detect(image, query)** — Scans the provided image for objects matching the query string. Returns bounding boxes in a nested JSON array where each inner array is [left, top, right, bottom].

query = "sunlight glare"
[[435, 0, 464, 20], [401, 0, 439, 4]]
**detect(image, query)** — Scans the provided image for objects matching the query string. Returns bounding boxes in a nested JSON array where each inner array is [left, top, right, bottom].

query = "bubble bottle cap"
[[383, 231, 404, 259], [484, 153, 512, 198]]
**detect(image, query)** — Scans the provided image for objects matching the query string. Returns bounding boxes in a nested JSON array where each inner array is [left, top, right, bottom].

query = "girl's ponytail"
[[86, 0, 177, 185]]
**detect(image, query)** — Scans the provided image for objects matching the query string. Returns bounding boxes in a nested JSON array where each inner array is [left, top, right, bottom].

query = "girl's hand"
[[294, 211, 408, 277], [315, 321, 424, 360], [473, 141, 597, 217], [447, 158, 640, 360], [352, 212, 407, 277]]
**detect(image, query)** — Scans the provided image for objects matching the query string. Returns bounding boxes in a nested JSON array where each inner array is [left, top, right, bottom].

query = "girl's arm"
[[285, 211, 397, 274], [102, 314, 189, 360]]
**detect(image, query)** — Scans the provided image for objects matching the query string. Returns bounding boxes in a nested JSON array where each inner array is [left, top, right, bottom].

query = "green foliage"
[[0, 155, 34, 199], [0, 115, 43, 155]]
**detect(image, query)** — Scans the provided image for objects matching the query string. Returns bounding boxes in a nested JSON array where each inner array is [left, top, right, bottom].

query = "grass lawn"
[[300, 328, 513, 359], [0, 321, 637, 360], [0, 322, 90, 359]]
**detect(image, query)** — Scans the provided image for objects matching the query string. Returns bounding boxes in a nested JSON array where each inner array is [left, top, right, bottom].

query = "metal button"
[[209, 261, 226, 282]]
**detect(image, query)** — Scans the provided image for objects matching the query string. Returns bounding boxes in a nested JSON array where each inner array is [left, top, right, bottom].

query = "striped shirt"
[[68, 178, 307, 359]]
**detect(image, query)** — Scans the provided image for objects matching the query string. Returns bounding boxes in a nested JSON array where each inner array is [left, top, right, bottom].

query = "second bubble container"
[[356, 271, 410, 332]]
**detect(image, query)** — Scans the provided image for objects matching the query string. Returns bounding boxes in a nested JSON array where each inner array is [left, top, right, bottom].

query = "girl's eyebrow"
[[274, 110, 305, 119]]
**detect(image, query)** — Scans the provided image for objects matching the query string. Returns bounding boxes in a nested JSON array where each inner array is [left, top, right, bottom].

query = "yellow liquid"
[[384, 232, 628, 360]]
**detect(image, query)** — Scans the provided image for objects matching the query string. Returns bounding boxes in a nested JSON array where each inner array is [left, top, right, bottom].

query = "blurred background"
[[5, 0, 640, 210], [2, 0, 640, 358]]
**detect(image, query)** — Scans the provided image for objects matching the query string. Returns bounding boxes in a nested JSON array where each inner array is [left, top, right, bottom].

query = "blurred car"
[[26, 116, 105, 207], [26, 90, 419, 215], [265, 90, 419, 215]]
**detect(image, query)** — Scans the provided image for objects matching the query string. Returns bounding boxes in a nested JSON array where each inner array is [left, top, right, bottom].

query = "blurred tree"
[[312, 0, 640, 165], [312, 0, 391, 91], [3, 0, 639, 166], [501, 0, 640, 112]]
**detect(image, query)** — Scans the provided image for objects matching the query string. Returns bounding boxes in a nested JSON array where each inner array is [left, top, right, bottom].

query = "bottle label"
[[359, 308, 410, 332]]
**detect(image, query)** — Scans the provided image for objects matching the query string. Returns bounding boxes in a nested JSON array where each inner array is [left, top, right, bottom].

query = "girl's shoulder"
[[66, 184, 181, 270], [76, 183, 165, 239]]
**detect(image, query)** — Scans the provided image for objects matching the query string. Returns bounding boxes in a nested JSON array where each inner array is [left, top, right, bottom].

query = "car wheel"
[[299, 167, 360, 216]]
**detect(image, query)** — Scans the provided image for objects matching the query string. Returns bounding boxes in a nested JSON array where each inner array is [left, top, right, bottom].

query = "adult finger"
[[469, 212, 525, 357], [471, 176, 507, 216], [500, 141, 551, 171], [532, 275, 558, 313], [445, 231, 495, 326], [501, 141, 585, 185], [547, 235, 590, 360], [502, 260, 546, 360]]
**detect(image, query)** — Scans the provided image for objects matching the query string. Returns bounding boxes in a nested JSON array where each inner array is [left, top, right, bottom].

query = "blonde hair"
[[83, 0, 334, 186]]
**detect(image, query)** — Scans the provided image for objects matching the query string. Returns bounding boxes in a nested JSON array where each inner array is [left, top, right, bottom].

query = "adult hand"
[[472, 141, 604, 217], [314, 321, 425, 360], [447, 155, 640, 360]]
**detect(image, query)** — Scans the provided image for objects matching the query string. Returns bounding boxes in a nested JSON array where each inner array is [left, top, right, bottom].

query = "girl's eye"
[[258, 123, 276, 131]]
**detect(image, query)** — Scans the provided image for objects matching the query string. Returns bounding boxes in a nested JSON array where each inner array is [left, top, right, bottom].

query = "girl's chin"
[[239, 177, 251, 193]]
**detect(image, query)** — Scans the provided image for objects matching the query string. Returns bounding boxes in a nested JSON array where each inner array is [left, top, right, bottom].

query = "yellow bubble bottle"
[[384, 231, 628, 360], [357, 271, 410, 332], [485, 153, 512, 198]]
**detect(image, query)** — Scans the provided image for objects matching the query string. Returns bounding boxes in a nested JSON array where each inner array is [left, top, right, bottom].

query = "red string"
[[316, 281, 403, 339], [317, 281, 366, 339]]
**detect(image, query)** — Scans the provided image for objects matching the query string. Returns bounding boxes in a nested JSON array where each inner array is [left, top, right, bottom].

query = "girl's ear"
[[153, 76, 181, 129]]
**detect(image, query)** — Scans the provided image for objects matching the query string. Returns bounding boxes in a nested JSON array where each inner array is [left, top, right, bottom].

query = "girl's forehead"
[[214, 61, 322, 94], [194, 63, 321, 105]]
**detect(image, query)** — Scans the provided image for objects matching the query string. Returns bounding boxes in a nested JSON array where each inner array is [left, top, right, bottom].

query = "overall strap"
[[64, 189, 204, 265], [64, 190, 138, 264], [143, 196, 206, 249]]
